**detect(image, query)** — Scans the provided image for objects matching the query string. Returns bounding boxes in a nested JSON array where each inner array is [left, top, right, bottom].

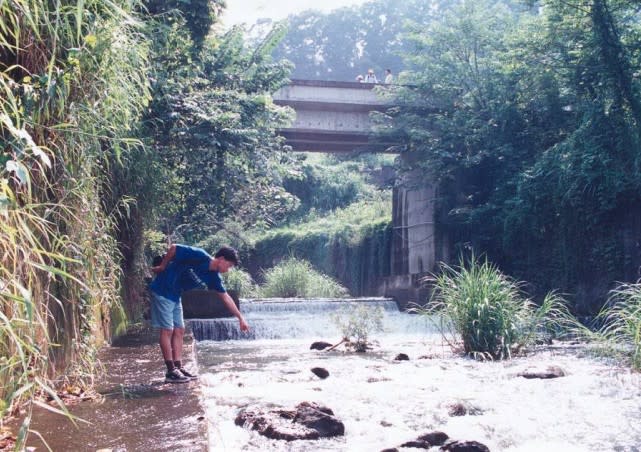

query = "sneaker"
[[177, 367, 198, 379], [165, 368, 190, 383]]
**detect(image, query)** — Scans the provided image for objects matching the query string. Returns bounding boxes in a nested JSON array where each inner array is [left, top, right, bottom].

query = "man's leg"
[[171, 301, 197, 379], [171, 327, 185, 363], [151, 293, 188, 382], [160, 328, 174, 363]]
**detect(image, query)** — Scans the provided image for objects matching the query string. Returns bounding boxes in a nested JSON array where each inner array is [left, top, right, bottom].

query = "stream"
[[190, 299, 641, 452]]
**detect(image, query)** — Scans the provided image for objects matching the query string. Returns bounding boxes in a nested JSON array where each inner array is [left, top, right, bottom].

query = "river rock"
[[399, 431, 449, 448], [311, 367, 330, 379], [235, 401, 344, 441], [441, 440, 490, 451], [518, 365, 566, 379], [400, 440, 431, 448], [310, 341, 333, 350], [418, 431, 449, 446]]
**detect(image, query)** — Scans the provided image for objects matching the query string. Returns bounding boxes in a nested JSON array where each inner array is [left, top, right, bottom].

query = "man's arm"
[[152, 244, 176, 273], [217, 292, 250, 332]]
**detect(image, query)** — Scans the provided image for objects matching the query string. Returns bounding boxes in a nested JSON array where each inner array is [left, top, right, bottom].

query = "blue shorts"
[[151, 292, 184, 329]]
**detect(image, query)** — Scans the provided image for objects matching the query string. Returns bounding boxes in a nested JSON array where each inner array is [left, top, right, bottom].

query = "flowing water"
[[191, 299, 641, 452]]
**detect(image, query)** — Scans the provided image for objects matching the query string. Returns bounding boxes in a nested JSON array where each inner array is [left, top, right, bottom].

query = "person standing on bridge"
[[365, 69, 378, 83], [150, 244, 250, 383], [384, 69, 393, 84]]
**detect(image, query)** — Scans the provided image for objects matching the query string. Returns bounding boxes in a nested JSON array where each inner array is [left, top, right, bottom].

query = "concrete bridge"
[[272, 79, 394, 153], [272, 79, 442, 307]]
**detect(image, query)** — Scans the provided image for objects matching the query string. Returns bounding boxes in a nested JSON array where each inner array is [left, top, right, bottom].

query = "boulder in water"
[[418, 431, 449, 446], [441, 440, 490, 451], [311, 367, 330, 379], [399, 431, 449, 448], [310, 341, 333, 350], [235, 401, 344, 441]]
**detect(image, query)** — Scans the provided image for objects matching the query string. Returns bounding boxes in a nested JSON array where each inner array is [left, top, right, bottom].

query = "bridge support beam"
[[273, 79, 393, 153], [382, 166, 450, 310]]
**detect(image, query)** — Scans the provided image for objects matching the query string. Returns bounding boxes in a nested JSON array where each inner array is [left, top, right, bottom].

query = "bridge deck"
[[273, 79, 395, 153]]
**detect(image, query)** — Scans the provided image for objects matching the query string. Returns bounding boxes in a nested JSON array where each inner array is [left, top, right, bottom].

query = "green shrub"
[[595, 282, 641, 370], [420, 255, 574, 360], [258, 257, 349, 298], [223, 268, 259, 298]]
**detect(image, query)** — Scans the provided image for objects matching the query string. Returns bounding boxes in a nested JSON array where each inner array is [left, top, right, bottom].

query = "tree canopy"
[[379, 0, 641, 311], [272, 0, 438, 81]]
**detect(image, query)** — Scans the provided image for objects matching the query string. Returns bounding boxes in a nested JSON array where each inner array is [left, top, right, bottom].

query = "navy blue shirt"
[[149, 245, 226, 303]]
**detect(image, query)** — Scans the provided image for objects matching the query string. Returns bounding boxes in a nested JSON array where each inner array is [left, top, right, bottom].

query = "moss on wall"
[[249, 219, 392, 296]]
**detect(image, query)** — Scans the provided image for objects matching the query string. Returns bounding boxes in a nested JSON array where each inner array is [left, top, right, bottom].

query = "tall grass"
[[258, 257, 349, 298], [593, 282, 641, 369], [419, 255, 575, 360], [1, 0, 151, 442]]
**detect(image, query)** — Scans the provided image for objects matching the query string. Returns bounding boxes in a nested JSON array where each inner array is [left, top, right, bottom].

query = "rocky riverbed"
[[197, 336, 641, 452]]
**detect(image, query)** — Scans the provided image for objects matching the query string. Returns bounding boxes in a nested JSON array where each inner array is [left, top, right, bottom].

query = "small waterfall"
[[188, 297, 435, 341]]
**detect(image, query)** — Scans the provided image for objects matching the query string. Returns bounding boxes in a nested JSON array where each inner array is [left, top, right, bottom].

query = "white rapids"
[[192, 299, 641, 452]]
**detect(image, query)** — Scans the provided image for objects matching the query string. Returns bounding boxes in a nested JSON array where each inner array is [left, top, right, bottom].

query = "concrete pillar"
[[384, 168, 448, 309]]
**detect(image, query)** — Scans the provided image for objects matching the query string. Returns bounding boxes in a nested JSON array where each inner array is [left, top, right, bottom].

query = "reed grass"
[[1, 0, 151, 441], [223, 267, 259, 298], [593, 282, 641, 369], [418, 254, 575, 360]]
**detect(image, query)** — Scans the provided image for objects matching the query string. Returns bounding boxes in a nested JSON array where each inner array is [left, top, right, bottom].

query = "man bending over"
[[150, 244, 250, 383]]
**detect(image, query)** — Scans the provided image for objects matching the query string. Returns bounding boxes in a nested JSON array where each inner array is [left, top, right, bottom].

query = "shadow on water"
[[100, 381, 182, 400], [14, 326, 208, 452]]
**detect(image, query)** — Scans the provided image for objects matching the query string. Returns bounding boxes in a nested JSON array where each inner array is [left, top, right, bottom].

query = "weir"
[[187, 297, 435, 341]]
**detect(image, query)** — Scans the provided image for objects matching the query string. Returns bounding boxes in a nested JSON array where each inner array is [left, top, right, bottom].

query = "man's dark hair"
[[215, 246, 240, 265], [152, 254, 165, 266]]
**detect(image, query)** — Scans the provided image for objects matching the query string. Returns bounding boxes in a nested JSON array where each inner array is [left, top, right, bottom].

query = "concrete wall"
[[383, 167, 449, 309], [289, 109, 372, 133]]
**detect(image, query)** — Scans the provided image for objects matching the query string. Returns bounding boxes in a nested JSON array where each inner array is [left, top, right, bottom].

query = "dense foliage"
[[378, 0, 641, 312], [1, 0, 152, 439], [143, 12, 297, 247]]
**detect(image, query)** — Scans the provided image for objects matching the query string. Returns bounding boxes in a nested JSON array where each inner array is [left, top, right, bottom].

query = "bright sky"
[[222, 0, 368, 28]]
